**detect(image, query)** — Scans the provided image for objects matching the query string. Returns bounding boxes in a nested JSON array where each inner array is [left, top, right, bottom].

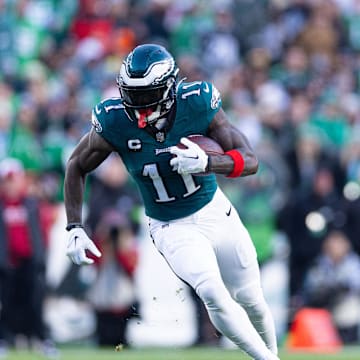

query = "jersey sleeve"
[[180, 81, 222, 125], [90, 98, 125, 148], [206, 81, 222, 114], [91, 102, 107, 134]]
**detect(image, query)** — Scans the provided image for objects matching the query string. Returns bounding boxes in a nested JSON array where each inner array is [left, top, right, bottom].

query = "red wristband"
[[225, 150, 245, 178]]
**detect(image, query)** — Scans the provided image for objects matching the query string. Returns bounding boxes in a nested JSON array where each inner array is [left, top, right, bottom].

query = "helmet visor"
[[120, 85, 167, 109]]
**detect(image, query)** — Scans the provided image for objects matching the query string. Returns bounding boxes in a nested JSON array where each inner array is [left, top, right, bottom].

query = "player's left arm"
[[206, 108, 259, 177]]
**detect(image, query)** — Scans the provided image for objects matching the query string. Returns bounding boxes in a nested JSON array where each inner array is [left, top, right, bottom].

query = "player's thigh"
[[214, 208, 262, 303], [150, 221, 221, 290]]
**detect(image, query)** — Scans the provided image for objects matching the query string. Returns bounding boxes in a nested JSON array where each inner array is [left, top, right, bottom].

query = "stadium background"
[[1, 0, 360, 358]]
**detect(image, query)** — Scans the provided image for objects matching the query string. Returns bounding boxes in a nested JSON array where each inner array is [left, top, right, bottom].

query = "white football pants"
[[149, 188, 279, 360]]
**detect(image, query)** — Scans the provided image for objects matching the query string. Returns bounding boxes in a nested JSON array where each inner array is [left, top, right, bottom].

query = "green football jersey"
[[91, 81, 222, 221]]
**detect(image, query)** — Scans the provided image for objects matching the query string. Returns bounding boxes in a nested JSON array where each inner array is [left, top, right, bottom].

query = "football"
[[177, 134, 224, 155], [176, 134, 224, 176]]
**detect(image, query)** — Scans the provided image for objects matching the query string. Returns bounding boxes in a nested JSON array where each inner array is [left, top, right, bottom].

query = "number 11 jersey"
[[91, 81, 222, 221]]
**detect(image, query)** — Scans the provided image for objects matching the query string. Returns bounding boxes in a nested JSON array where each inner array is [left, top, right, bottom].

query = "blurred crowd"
[[2, 0, 360, 352]]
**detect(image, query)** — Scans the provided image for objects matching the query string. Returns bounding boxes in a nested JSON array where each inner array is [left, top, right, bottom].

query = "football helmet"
[[116, 44, 179, 127]]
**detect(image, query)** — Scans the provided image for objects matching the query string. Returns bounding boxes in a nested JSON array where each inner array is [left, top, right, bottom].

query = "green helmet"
[[116, 44, 179, 126]]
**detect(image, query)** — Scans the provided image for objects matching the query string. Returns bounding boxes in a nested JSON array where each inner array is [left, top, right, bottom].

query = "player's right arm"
[[64, 128, 113, 224], [64, 129, 114, 265]]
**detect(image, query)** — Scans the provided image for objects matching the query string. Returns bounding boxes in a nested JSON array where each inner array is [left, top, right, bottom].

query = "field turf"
[[4, 346, 360, 360]]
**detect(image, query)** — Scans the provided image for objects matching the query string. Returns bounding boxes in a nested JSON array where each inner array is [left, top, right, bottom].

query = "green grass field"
[[4, 346, 360, 360]]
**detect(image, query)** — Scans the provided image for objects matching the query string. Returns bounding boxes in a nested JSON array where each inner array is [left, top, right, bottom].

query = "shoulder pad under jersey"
[[91, 97, 125, 134], [177, 81, 222, 113]]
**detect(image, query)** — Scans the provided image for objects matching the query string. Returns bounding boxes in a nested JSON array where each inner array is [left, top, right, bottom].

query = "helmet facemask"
[[116, 44, 179, 128], [118, 77, 177, 128]]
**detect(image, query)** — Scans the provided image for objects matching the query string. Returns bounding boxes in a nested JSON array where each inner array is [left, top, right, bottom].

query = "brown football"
[[177, 134, 224, 155], [176, 134, 224, 176]]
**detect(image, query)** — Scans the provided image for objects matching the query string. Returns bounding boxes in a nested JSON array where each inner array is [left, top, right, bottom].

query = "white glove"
[[170, 137, 208, 175], [66, 227, 102, 265]]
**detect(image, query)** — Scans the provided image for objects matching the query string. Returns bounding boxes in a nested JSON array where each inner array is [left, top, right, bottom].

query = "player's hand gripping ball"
[[170, 135, 224, 176]]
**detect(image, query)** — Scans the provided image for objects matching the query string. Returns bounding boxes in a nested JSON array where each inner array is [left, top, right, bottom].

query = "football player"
[[64, 44, 279, 360]]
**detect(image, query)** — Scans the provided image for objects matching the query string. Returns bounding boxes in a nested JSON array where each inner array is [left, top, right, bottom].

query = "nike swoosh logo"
[[203, 82, 210, 93], [186, 155, 199, 159], [226, 206, 232, 216], [95, 105, 101, 115], [68, 235, 79, 248]]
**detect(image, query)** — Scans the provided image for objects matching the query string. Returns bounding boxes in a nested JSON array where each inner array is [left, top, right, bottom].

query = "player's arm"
[[206, 107, 258, 177], [64, 128, 113, 224], [64, 128, 114, 265]]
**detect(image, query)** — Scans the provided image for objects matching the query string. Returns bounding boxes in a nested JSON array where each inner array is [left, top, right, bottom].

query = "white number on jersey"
[[181, 81, 202, 99], [143, 163, 200, 202]]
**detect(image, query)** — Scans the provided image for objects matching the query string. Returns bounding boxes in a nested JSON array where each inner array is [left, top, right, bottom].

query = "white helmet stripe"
[[120, 59, 176, 86]]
